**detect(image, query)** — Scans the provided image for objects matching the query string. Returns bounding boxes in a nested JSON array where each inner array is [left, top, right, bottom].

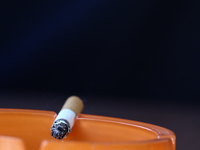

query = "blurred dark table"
[[0, 90, 199, 150]]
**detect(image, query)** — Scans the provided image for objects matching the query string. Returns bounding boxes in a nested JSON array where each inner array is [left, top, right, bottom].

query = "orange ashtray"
[[0, 109, 175, 150]]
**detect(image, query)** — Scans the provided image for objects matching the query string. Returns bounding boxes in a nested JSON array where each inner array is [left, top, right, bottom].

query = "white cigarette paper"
[[55, 109, 76, 128]]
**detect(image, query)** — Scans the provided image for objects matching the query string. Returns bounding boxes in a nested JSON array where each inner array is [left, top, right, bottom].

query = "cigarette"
[[50, 96, 84, 139]]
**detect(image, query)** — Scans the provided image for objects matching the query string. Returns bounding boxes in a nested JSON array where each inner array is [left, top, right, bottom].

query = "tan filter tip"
[[61, 96, 84, 116]]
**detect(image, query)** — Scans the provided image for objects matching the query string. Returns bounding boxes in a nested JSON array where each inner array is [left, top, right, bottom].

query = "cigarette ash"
[[51, 119, 71, 139]]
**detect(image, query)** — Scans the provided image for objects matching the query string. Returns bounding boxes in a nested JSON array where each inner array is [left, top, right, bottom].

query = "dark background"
[[0, 0, 200, 150]]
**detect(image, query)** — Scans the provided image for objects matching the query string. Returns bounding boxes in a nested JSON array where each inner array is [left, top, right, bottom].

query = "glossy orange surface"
[[0, 109, 175, 150], [0, 136, 25, 150]]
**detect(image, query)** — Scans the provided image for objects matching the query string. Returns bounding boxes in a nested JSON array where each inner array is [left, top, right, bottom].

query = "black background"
[[0, 0, 200, 150]]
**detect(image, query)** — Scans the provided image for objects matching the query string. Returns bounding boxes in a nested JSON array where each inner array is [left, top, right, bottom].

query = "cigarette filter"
[[50, 96, 84, 139]]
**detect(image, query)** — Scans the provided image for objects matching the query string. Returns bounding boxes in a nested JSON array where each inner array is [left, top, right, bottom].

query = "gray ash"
[[51, 119, 71, 139]]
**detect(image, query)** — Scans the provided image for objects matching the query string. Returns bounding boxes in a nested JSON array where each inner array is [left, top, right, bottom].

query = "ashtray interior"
[[0, 109, 175, 150]]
